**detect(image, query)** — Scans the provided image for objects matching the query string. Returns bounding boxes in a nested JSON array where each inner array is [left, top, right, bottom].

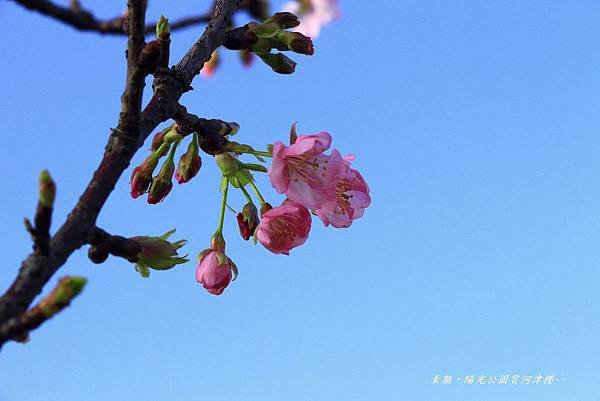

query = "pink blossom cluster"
[[256, 130, 370, 255]]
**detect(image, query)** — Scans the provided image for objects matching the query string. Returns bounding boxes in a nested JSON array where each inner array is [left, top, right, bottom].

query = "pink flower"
[[268, 131, 345, 209], [196, 234, 237, 295], [256, 200, 312, 255], [282, 0, 340, 39], [316, 156, 371, 228]]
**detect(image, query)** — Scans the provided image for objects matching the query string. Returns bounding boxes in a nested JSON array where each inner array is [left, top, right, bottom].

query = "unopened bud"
[[276, 31, 314, 55], [130, 153, 161, 198], [175, 133, 202, 184], [38, 170, 56, 208], [148, 145, 176, 204], [156, 15, 170, 40], [259, 53, 296, 74], [260, 202, 273, 216], [265, 12, 300, 29], [237, 203, 259, 240]]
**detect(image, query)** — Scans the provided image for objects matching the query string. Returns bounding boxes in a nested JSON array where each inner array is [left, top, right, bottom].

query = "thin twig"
[[10, 0, 211, 36], [0, 277, 87, 346]]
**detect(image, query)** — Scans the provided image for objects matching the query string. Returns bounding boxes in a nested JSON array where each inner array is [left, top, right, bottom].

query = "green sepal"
[[252, 22, 280, 38], [196, 248, 211, 263], [216, 251, 228, 266], [230, 259, 239, 281], [242, 163, 267, 173]]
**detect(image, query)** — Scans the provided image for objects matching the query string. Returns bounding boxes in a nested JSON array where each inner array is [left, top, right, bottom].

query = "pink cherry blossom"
[[315, 157, 371, 228], [268, 131, 345, 209], [256, 200, 312, 255], [282, 0, 340, 39], [196, 250, 235, 295]]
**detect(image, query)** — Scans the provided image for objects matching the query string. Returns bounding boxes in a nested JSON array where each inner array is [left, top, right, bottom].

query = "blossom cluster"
[[124, 2, 369, 296], [194, 127, 370, 295]]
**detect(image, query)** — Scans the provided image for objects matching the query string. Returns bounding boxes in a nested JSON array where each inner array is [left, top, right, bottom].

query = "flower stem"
[[216, 176, 229, 234], [166, 141, 179, 162], [247, 150, 272, 158], [149, 141, 170, 163], [239, 184, 254, 205], [248, 180, 266, 205]]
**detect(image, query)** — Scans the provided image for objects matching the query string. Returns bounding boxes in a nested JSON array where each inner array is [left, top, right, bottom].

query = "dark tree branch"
[[0, 0, 243, 337], [0, 277, 86, 346], [87, 227, 142, 264], [174, 105, 239, 155], [10, 0, 212, 36]]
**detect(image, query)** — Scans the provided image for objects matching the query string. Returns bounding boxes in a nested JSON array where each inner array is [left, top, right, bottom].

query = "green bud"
[[38, 170, 56, 208], [258, 53, 297, 74], [39, 276, 87, 317], [156, 15, 170, 39], [264, 12, 300, 29]]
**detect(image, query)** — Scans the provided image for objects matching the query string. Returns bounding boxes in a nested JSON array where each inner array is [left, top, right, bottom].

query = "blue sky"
[[2, 1, 600, 400]]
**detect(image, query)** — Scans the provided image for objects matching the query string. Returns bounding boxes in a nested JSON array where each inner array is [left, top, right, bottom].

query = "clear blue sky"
[[1, 1, 600, 400]]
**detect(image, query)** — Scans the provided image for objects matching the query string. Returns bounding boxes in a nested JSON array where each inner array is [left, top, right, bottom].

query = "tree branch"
[[10, 0, 213, 35], [0, 276, 87, 346], [0, 0, 243, 333], [87, 227, 141, 264]]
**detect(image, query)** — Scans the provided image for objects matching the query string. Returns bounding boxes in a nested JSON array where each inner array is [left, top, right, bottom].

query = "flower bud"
[[260, 202, 273, 216], [39, 276, 87, 318], [156, 15, 170, 40], [175, 133, 202, 184], [148, 144, 176, 204], [258, 53, 297, 74], [38, 170, 56, 208], [265, 12, 300, 29], [130, 153, 161, 198], [196, 232, 236, 295], [276, 31, 314, 55], [237, 203, 259, 240], [150, 126, 173, 156]]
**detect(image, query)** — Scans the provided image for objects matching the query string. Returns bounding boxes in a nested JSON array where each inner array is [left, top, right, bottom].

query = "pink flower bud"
[[196, 251, 235, 295], [276, 31, 314, 55], [130, 155, 160, 198], [148, 149, 175, 204], [175, 134, 202, 184], [256, 199, 311, 255], [237, 203, 259, 240], [196, 234, 236, 295]]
